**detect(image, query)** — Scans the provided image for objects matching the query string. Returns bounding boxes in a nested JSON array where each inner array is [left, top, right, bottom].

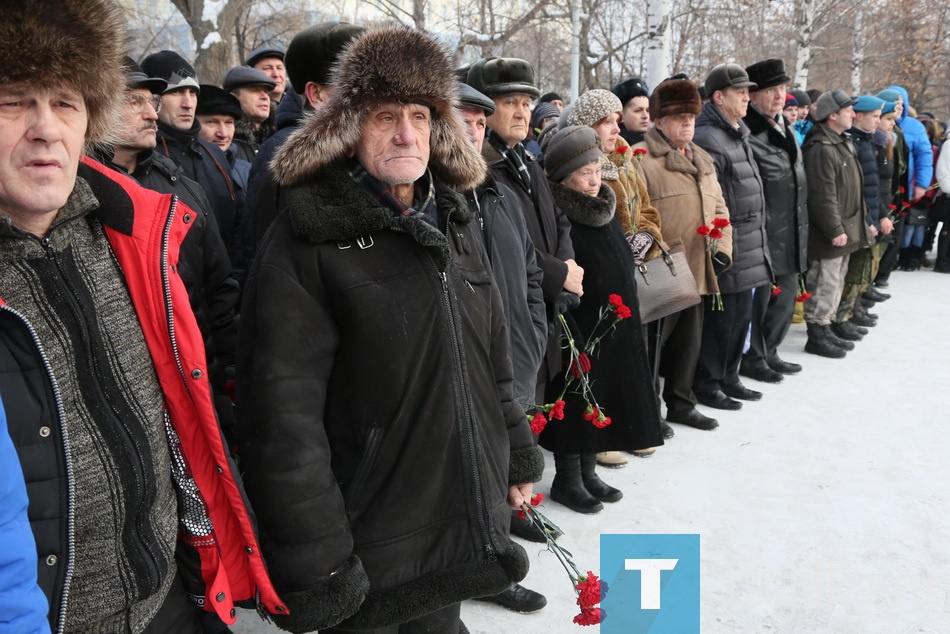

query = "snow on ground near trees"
[[234, 269, 950, 633]]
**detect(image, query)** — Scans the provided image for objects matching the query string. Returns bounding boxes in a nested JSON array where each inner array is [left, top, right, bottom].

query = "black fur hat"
[[272, 27, 486, 190], [0, 0, 127, 145], [651, 79, 702, 120], [745, 58, 791, 92]]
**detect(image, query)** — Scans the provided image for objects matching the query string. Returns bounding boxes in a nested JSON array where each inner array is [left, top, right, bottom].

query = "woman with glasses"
[[538, 126, 663, 515]]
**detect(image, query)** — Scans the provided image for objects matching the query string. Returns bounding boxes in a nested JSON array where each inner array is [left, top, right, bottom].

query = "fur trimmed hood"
[[271, 27, 486, 191], [0, 0, 127, 145], [548, 181, 616, 228]]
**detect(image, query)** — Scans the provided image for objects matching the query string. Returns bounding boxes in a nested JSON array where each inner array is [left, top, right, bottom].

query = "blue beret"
[[853, 95, 885, 113]]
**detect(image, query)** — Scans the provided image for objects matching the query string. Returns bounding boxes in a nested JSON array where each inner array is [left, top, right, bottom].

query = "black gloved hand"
[[712, 252, 731, 276], [554, 291, 581, 314]]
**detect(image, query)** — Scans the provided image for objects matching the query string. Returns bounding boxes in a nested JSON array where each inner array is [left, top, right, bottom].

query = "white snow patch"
[[200, 31, 223, 50], [201, 0, 227, 29]]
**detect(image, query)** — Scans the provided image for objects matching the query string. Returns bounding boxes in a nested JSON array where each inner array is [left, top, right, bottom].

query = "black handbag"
[[634, 240, 701, 324]]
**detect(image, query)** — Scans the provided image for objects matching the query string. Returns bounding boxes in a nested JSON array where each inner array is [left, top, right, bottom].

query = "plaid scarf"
[[349, 159, 438, 227], [486, 129, 532, 194]]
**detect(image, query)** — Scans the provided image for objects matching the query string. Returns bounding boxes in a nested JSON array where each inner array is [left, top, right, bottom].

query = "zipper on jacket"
[[432, 253, 497, 561], [344, 426, 383, 511], [43, 232, 165, 596], [0, 305, 76, 634], [160, 197, 190, 387]]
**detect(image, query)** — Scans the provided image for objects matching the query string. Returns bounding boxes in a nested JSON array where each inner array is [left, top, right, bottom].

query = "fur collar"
[[283, 162, 473, 271], [547, 180, 616, 227], [642, 128, 716, 177]]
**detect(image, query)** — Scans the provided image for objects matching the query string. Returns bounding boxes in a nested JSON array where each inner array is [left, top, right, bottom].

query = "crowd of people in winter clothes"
[[2, 1, 949, 632]]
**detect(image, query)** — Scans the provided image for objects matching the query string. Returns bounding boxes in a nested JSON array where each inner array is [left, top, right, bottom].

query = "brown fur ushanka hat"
[[272, 27, 486, 191], [0, 0, 128, 145], [650, 79, 703, 120]]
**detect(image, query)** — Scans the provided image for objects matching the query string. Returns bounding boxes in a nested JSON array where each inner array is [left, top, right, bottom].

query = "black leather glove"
[[554, 291, 581, 314], [712, 252, 731, 276]]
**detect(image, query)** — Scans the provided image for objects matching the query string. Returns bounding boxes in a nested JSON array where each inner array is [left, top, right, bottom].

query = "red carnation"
[[583, 406, 599, 422], [709, 228, 723, 240], [530, 412, 548, 434], [771, 285, 782, 296], [608, 293, 624, 307], [888, 204, 898, 210], [573, 606, 605, 626], [568, 353, 591, 379], [614, 304, 633, 320], [593, 415, 612, 428], [901, 201, 912, 208], [530, 493, 545, 506], [696, 225, 711, 236], [711, 217, 731, 228], [616, 145, 628, 154], [516, 510, 526, 519], [900, 186, 907, 194], [575, 572, 606, 608], [632, 147, 647, 157], [549, 399, 566, 420]]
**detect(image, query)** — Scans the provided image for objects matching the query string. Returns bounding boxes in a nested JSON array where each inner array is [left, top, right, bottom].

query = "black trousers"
[[323, 602, 462, 634], [142, 575, 202, 634], [876, 216, 904, 281], [693, 289, 754, 395], [745, 274, 797, 367], [656, 302, 704, 417]]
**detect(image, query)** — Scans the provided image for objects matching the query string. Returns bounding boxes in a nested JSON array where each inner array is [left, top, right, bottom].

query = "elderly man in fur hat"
[[237, 28, 543, 633], [0, 1, 285, 632], [633, 79, 733, 432]]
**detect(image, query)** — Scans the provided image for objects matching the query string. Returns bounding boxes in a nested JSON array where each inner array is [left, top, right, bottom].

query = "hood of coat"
[[547, 180, 616, 227], [283, 162, 473, 269], [642, 128, 716, 178], [275, 86, 305, 131], [887, 85, 911, 125], [271, 28, 486, 191]]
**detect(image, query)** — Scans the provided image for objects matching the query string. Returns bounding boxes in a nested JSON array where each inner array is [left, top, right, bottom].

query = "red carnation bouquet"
[[519, 497, 607, 626], [528, 294, 634, 434], [795, 274, 813, 303], [697, 217, 731, 310]]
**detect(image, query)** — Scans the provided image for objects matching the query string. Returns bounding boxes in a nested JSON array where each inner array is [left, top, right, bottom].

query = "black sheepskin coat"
[[541, 181, 664, 454]]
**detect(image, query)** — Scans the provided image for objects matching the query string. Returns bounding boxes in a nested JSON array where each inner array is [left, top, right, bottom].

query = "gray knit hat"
[[544, 125, 603, 182], [814, 89, 858, 122], [566, 89, 623, 128]]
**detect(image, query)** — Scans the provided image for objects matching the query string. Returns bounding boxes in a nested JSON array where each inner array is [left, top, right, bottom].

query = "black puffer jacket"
[[743, 106, 808, 276], [93, 149, 240, 439], [850, 126, 884, 230], [694, 102, 772, 292], [236, 163, 543, 633]]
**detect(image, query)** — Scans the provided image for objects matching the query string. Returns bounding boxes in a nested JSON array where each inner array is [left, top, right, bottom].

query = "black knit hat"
[[611, 77, 650, 106], [196, 84, 244, 119], [141, 50, 200, 94], [531, 102, 560, 133], [789, 89, 811, 107], [544, 125, 603, 182], [539, 92, 563, 104], [122, 56, 167, 95], [285, 21, 366, 93], [745, 58, 790, 92], [467, 57, 540, 99]]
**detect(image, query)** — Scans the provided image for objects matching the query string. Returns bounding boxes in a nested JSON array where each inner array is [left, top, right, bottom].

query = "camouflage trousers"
[[835, 243, 883, 322]]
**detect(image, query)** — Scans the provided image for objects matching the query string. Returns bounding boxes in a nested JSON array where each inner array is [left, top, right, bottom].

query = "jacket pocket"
[[345, 426, 383, 514]]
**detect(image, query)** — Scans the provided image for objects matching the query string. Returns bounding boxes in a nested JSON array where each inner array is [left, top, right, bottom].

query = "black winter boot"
[[907, 246, 922, 271], [805, 323, 847, 358], [935, 229, 950, 273], [580, 453, 623, 503], [831, 321, 864, 341], [851, 305, 878, 327], [825, 325, 856, 350], [551, 454, 603, 514]]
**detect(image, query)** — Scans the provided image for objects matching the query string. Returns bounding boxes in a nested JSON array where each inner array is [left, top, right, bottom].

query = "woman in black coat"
[[539, 126, 663, 514]]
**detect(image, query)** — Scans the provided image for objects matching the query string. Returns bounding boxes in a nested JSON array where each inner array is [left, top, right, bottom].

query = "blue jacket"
[[0, 398, 51, 634], [889, 85, 934, 190]]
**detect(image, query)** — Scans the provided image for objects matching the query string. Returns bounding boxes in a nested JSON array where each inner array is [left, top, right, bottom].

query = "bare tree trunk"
[[645, 0, 671, 90], [169, 0, 254, 84], [794, 0, 815, 90], [850, 7, 864, 94]]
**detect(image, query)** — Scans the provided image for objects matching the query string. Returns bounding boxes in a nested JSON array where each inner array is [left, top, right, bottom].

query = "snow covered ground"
[[233, 269, 950, 633]]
